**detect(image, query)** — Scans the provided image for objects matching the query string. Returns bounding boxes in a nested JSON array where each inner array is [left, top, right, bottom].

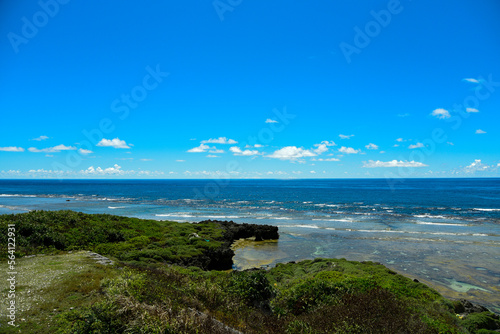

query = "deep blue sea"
[[1, 178, 499, 311]]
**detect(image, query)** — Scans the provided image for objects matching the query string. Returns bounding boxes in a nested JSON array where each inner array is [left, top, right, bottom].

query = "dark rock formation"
[[211, 220, 280, 241], [196, 220, 279, 270], [457, 299, 489, 315]]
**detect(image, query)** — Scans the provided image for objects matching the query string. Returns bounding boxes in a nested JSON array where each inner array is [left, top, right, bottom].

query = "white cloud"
[[339, 134, 354, 139], [475, 129, 486, 134], [310, 170, 316, 174], [314, 145, 328, 154], [466, 108, 479, 113], [431, 108, 451, 119], [79, 149, 93, 155], [313, 141, 336, 155], [230, 146, 260, 156], [176, 160, 185, 162], [396, 138, 404, 142], [3, 164, 161, 178], [0, 146, 25, 152], [338, 146, 360, 154], [245, 144, 263, 148], [187, 144, 211, 153], [32, 135, 49, 141], [140, 158, 153, 161], [265, 119, 278, 123], [363, 160, 428, 168], [206, 155, 219, 158], [365, 143, 379, 150], [96, 138, 130, 149], [409, 143, 424, 149], [209, 149, 225, 154], [447, 142, 454, 146], [317, 140, 336, 146], [84, 164, 124, 175], [29, 144, 77, 153], [465, 159, 488, 173], [201, 137, 237, 144], [463, 78, 480, 84], [266, 146, 316, 160], [314, 158, 340, 162]]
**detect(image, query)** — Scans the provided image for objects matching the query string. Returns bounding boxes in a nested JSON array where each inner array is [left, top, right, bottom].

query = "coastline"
[[1, 210, 499, 333]]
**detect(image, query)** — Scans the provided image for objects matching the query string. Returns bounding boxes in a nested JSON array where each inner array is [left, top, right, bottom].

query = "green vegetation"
[[1, 211, 498, 333], [0, 210, 227, 269]]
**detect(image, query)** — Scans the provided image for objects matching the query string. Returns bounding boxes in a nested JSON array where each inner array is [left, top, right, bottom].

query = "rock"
[[201, 220, 279, 241], [459, 299, 489, 315], [195, 220, 279, 270]]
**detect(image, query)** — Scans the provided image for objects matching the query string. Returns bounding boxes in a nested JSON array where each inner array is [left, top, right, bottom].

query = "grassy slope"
[[1, 211, 498, 333], [0, 251, 118, 333]]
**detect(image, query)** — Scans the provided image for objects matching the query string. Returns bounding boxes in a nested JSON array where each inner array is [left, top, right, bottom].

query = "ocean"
[[1, 178, 499, 311]]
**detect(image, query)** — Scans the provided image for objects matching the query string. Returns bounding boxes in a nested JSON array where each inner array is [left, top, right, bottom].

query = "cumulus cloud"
[[187, 144, 211, 153], [365, 143, 378, 150], [466, 108, 479, 113], [245, 144, 263, 148], [230, 146, 260, 156], [11, 165, 164, 178], [313, 141, 336, 155], [97, 138, 130, 149], [475, 129, 486, 134], [464, 159, 488, 173], [363, 160, 428, 168], [396, 138, 404, 142], [339, 134, 354, 139], [431, 108, 451, 119], [0, 146, 25, 152], [266, 146, 316, 160], [265, 119, 278, 123], [28, 144, 77, 153], [32, 135, 49, 141], [209, 149, 225, 154], [338, 146, 360, 154], [201, 137, 237, 144], [84, 164, 124, 175], [409, 143, 424, 149], [79, 149, 93, 155]]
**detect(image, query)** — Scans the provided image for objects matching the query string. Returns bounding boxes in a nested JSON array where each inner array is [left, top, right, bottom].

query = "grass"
[[0, 210, 226, 269], [0, 251, 119, 333]]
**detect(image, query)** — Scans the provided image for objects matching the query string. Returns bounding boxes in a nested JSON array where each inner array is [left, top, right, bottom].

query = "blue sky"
[[1, 0, 499, 179]]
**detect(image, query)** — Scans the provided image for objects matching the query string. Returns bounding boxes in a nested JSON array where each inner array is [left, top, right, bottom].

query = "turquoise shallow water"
[[1, 179, 499, 311]]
